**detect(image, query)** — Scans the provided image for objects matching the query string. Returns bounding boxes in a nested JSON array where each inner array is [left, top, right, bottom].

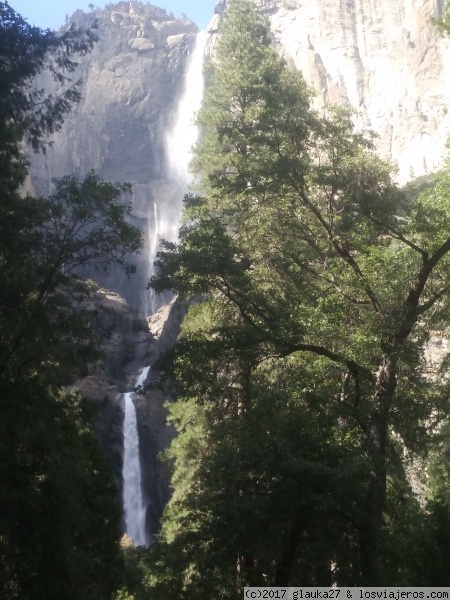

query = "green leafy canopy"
[[148, 0, 450, 590]]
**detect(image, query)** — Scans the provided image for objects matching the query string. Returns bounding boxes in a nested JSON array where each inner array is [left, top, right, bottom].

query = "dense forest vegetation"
[[4, 0, 450, 597], [0, 3, 142, 598], [143, 0, 450, 594]]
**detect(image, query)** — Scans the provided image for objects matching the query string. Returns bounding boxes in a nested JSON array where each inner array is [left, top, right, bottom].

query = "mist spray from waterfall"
[[146, 203, 161, 315], [122, 366, 150, 547], [145, 30, 207, 315]]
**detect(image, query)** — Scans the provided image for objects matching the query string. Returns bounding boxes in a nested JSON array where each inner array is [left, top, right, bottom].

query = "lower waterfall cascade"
[[122, 366, 151, 547]]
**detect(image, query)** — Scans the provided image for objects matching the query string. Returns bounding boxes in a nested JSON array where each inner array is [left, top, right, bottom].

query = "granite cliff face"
[[27, 1, 199, 312], [25, 0, 450, 543], [208, 0, 450, 184], [260, 0, 450, 184], [26, 2, 203, 544], [28, 0, 450, 311]]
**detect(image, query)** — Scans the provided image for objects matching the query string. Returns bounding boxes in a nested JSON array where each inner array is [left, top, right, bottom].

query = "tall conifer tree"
[[150, 0, 450, 589]]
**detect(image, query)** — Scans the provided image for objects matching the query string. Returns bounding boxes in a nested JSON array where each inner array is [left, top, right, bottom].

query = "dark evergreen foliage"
[[0, 4, 142, 598], [145, 0, 450, 593]]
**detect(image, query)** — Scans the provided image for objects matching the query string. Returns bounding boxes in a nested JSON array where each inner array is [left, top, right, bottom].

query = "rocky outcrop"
[[74, 285, 154, 485], [207, 0, 450, 184], [147, 294, 188, 352]]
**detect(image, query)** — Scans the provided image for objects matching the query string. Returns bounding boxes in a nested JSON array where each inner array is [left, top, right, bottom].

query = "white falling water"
[[144, 31, 207, 315], [146, 203, 161, 316], [129, 35, 207, 532], [166, 30, 208, 190], [122, 366, 150, 547]]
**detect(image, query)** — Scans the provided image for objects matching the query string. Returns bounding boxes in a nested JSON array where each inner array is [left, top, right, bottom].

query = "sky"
[[8, 0, 217, 31]]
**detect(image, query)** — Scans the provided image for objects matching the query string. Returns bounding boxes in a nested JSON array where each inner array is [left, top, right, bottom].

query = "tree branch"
[[394, 236, 450, 343]]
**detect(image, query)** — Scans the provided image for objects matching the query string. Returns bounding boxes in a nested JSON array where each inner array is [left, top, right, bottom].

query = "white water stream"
[[166, 30, 208, 190], [145, 30, 207, 315], [122, 31, 208, 544], [122, 366, 150, 547]]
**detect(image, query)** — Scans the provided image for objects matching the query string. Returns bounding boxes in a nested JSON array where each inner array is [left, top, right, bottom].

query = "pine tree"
[[150, 0, 450, 589]]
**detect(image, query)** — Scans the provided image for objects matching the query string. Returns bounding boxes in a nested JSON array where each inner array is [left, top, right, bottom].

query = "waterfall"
[[126, 31, 207, 539], [144, 30, 207, 315], [122, 366, 150, 547], [166, 30, 208, 190], [145, 203, 161, 316]]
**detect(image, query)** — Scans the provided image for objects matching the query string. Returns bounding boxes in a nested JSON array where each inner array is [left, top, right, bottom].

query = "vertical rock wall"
[[208, 0, 450, 184], [27, 2, 198, 311], [262, 0, 450, 183], [27, 0, 450, 309]]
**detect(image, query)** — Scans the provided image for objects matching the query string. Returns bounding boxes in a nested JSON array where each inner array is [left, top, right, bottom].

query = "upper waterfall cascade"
[[166, 30, 208, 190], [144, 30, 207, 316], [145, 201, 162, 317], [122, 366, 151, 547]]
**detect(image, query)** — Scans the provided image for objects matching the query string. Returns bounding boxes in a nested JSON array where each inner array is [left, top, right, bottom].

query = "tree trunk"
[[237, 553, 258, 588], [360, 354, 397, 585], [275, 516, 304, 585]]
